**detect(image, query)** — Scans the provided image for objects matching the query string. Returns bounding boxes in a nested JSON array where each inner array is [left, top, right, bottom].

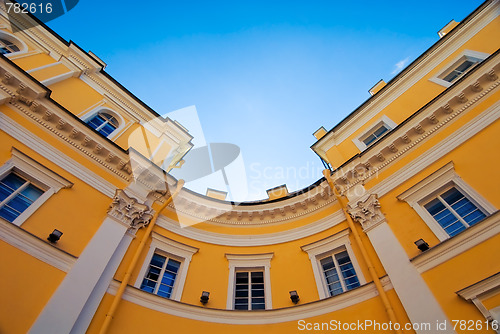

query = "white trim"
[[411, 211, 500, 273], [352, 115, 397, 151], [225, 253, 273, 310], [0, 30, 28, 56], [41, 70, 78, 87], [26, 61, 62, 73], [0, 147, 73, 226], [79, 106, 127, 140], [397, 161, 496, 241], [107, 276, 393, 324], [156, 210, 345, 247], [429, 50, 490, 87], [301, 229, 365, 299], [134, 232, 198, 302], [0, 216, 76, 272], [0, 113, 116, 198]]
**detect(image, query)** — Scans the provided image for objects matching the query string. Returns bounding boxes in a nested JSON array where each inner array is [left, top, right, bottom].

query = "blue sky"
[[46, 0, 484, 201]]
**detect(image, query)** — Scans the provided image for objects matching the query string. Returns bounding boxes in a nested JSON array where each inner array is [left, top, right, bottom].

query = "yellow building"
[[0, 0, 499, 333]]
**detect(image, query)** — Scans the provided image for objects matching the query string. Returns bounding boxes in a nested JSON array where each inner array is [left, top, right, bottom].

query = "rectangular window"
[[0, 172, 44, 223], [234, 270, 266, 310], [320, 250, 360, 297], [362, 124, 390, 147], [423, 187, 486, 237], [140, 253, 181, 299], [429, 50, 489, 88]]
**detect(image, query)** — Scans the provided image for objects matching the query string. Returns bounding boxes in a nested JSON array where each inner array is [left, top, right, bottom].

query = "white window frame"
[[80, 107, 126, 139], [225, 253, 273, 310], [0, 148, 72, 226], [429, 50, 490, 88], [0, 31, 28, 57], [135, 232, 198, 301], [397, 162, 496, 241], [301, 229, 365, 300], [352, 115, 397, 151]]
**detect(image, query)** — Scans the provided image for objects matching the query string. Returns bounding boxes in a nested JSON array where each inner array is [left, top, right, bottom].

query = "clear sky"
[[46, 0, 485, 201]]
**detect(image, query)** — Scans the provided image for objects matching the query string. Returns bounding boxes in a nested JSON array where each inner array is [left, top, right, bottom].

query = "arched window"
[[0, 37, 21, 55], [86, 112, 119, 137]]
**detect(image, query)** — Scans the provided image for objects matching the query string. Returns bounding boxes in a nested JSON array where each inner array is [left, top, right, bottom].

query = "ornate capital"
[[347, 194, 385, 232], [108, 189, 154, 230]]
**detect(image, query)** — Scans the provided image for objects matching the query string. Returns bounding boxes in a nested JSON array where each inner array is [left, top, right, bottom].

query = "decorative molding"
[[0, 113, 116, 198], [0, 218, 76, 272], [107, 189, 153, 230], [347, 194, 385, 232], [411, 211, 500, 273], [155, 210, 345, 247], [457, 272, 500, 301], [107, 276, 393, 325]]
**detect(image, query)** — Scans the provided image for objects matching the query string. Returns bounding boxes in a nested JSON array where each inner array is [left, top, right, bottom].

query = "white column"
[[348, 194, 455, 334], [29, 189, 153, 334], [28, 217, 129, 334]]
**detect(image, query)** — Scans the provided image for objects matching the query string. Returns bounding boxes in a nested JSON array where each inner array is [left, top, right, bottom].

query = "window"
[[0, 37, 20, 54], [0, 148, 72, 226], [398, 162, 496, 241], [320, 250, 360, 297], [234, 270, 266, 310], [140, 253, 181, 298], [352, 115, 397, 151], [302, 229, 365, 299], [225, 253, 273, 310], [423, 187, 486, 237], [429, 50, 489, 88], [0, 172, 44, 223], [362, 124, 390, 147], [135, 232, 198, 301], [86, 112, 119, 137]]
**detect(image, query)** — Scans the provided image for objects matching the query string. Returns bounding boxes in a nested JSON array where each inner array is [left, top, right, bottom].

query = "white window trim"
[[429, 50, 490, 88], [301, 229, 366, 300], [0, 147, 72, 226], [135, 232, 198, 301], [80, 107, 126, 140], [225, 253, 273, 310], [0, 30, 28, 57], [398, 161, 496, 241], [457, 272, 500, 332], [352, 115, 397, 151]]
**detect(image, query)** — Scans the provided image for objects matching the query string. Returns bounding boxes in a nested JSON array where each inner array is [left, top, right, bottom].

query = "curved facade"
[[1, 1, 500, 334]]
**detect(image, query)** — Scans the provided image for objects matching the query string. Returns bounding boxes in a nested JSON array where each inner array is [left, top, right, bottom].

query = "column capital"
[[347, 194, 385, 232], [107, 189, 154, 230]]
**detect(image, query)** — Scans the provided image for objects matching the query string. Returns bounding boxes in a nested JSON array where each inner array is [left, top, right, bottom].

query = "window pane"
[[166, 259, 181, 273], [150, 254, 166, 268], [236, 272, 248, 284], [335, 251, 360, 291], [0, 205, 19, 222], [373, 125, 388, 137], [20, 184, 44, 201]]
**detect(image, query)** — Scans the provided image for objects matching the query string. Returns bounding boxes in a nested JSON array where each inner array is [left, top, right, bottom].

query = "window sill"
[[411, 211, 500, 273]]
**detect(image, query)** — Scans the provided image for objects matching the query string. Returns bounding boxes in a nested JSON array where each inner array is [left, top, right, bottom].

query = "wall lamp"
[[289, 290, 300, 304], [200, 291, 210, 305], [414, 239, 429, 252], [47, 229, 63, 243]]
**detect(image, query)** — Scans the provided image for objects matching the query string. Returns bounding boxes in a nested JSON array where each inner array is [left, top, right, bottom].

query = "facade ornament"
[[108, 189, 154, 230], [347, 194, 385, 232]]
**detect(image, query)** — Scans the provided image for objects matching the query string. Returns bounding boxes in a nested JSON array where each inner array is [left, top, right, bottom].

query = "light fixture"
[[414, 239, 429, 252], [200, 291, 210, 305], [289, 290, 300, 304], [47, 229, 63, 243]]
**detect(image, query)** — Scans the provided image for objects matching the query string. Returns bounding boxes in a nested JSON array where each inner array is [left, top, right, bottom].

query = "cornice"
[[329, 53, 500, 194], [108, 276, 393, 325], [0, 57, 135, 182], [156, 210, 345, 247], [312, 0, 499, 153], [166, 181, 337, 226]]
